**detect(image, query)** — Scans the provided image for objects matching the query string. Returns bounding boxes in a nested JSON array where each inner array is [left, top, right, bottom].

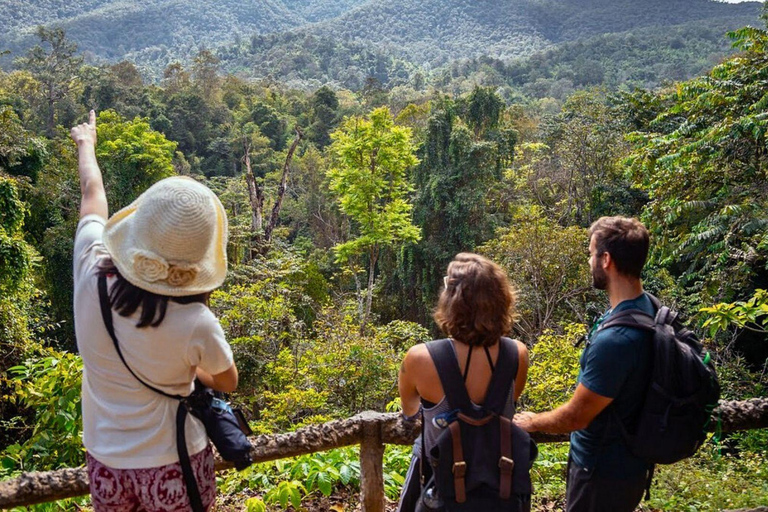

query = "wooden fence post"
[[360, 420, 385, 512]]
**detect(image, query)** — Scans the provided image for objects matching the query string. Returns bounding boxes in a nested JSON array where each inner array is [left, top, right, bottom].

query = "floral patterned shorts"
[[86, 445, 216, 512]]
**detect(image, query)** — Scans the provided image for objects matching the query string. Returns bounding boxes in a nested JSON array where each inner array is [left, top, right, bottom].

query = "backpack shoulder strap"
[[483, 337, 519, 414], [425, 338, 473, 411], [598, 309, 656, 333]]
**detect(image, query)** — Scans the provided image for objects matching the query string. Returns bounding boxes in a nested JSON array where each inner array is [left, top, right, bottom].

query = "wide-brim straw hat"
[[103, 176, 228, 297]]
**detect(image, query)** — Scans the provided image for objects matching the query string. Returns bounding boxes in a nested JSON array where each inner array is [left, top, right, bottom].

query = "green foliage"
[[0, 177, 34, 294], [96, 110, 177, 209], [534, 89, 642, 226], [645, 444, 768, 511], [479, 207, 596, 340], [521, 324, 584, 412], [530, 443, 570, 510], [2, 350, 83, 474], [625, 22, 768, 301], [328, 106, 421, 328], [254, 309, 426, 431], [391, 96, 507, 327], [382, 444, 412, 500], [7, 496, 91, 512], [304, 311, 420, 416], [16, 27, 83, 136], [219, 0, 758, 91], [219, 444, 413, 509], [0, 105, 32, 171], [328, 106, 420, 263], [220, 447, 363, 508], [700, 289, 768, 337], [211, 265, 309, 407], [245, 497, 267, 512]]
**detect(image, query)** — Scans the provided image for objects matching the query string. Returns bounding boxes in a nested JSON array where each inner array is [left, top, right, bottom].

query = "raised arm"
[[71, 110, 108, 219]]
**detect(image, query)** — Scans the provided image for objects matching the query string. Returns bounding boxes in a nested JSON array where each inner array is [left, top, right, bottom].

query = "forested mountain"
[[284, 0, 759, 65], [0, 0, 761, 83], [435, 17, 759, 100], [0, 0, 368, 73]]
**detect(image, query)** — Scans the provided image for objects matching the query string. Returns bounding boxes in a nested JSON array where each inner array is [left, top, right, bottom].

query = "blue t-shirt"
[[569, 293, 654, 478]]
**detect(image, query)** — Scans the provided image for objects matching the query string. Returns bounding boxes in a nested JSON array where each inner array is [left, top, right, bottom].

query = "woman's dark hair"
[[97, 258, 208, 328], [433, 253, 517, 347]]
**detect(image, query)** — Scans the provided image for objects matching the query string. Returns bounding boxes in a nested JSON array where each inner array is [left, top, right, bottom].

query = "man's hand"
[[514, 411, 537, 432], [513, 384, 614, 435], [71, 110, 97, 147]]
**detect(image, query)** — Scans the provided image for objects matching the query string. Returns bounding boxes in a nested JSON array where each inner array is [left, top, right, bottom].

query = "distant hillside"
[[0, 0, 761, 86], [0, 0, 368, 74], [218, 0, 761, 90], [284, 0, 761, 65], [431, 17, 759, 100]]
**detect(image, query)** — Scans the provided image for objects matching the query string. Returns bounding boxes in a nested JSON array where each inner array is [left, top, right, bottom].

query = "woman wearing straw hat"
[[71, 111, 237, 511]]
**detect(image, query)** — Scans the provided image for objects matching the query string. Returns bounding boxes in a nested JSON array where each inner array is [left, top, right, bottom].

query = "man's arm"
[[514, 383, 613, 434], [71, 110, 108, 220]]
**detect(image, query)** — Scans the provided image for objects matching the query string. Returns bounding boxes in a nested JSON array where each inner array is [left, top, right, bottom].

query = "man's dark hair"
[[589, 216, 650, 278], [97, 258, 208, 328]]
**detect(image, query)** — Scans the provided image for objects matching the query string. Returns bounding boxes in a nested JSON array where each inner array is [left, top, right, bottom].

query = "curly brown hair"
[[433, 253, 517, 347]]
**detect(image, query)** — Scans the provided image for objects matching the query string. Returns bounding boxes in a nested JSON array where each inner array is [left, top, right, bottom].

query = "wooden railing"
[[2, 398, 768, 510]]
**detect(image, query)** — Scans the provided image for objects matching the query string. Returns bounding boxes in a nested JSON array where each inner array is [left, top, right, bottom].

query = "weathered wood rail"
[[2, 398, 767, 510]]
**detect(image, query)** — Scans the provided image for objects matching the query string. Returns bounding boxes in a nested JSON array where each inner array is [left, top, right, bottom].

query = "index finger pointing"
[[89, 110, 96, 126]]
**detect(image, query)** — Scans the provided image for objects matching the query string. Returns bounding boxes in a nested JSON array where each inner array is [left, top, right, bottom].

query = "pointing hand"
[[70, 110, 97, 147]]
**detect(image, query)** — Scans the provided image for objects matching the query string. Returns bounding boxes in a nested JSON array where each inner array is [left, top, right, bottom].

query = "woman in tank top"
[[397, 252, 529, 511]]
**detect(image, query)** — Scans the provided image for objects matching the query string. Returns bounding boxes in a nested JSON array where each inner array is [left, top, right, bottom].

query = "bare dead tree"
[[263, 126, 303, 246], [242, 138, 265, 259]]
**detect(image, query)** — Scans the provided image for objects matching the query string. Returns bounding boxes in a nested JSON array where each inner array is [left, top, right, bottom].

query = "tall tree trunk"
[[243, 140, 264, 258], [46, 84, 56, 138], [263, 126, 303, 246], [361, 244, 379, 335]]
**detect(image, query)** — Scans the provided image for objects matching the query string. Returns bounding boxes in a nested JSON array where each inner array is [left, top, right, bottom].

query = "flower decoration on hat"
[[131, 249, 169, 282], [167, 263, 199, 287]]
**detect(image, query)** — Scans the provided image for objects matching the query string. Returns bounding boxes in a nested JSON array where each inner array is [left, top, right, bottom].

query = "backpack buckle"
[[499, 456, 515, 471], [452, 461, 467, 477]]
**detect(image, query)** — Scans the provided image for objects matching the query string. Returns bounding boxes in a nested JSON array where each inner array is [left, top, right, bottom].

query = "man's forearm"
[[524, 403, 585, 434]]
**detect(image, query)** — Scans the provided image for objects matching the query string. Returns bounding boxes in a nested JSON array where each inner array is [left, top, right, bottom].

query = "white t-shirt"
[[73, 214, 234, 469]]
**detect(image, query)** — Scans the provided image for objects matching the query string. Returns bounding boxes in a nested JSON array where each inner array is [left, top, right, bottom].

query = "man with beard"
[[515, 216, 654, 512]]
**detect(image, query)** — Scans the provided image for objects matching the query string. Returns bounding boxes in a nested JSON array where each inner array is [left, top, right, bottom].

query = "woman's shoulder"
[[167, 301, 220, 330], [404, 341, 431, 362]]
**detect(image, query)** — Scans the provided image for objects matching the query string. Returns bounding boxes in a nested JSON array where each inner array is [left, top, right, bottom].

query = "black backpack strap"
[[644, 464, 655, 501], [98, 275, 204, 512], [598, 309, 656, 333], [483, 337, 519, 414], [425, 339, 473, 411], [177, 403, 205, 512]]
